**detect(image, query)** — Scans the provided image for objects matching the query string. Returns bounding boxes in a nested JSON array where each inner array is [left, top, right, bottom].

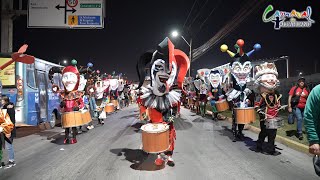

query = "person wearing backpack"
[[288, 77, 309, 140]]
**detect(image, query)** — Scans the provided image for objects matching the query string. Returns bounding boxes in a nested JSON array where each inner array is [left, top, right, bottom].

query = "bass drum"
[[62, 111, 83, 128], [105, 103, 114, 114], [141, 123, 170, 154]]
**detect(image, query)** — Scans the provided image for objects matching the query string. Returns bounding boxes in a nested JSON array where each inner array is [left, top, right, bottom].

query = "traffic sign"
[[28, 0, 104, 29], [66, 0, 78, 8]]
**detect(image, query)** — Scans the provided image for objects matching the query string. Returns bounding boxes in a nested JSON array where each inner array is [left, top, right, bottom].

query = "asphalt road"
[[0, 105, 318, 180]]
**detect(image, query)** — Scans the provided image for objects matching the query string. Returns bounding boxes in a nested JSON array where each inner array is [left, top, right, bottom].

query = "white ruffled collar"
[[140, 86, 180, 111]]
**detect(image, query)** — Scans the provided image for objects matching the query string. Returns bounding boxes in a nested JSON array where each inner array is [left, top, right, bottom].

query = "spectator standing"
[[1, 95, 16, 168], [288, 77, 309, 140]]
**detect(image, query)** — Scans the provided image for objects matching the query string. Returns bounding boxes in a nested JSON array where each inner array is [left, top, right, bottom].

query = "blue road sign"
[[78, 16, 101, 25]]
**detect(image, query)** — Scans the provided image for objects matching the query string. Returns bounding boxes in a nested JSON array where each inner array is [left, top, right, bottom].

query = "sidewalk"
[[204, 109, 310, 155]]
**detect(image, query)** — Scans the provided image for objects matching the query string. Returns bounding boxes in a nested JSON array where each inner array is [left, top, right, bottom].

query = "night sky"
[[11, 0, 320, 81]]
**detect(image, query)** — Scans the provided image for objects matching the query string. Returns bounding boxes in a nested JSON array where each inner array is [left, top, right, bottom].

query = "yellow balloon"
[[220, 44, 228, 52]]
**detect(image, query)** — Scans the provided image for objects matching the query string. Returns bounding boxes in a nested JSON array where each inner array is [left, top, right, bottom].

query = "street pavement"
[[0, 105, 318, 180]]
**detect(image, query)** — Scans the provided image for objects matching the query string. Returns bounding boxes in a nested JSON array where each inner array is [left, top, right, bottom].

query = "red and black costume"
[[136, 37, 189, 167], [49, 61, 87, 144], [254, 62, 282, 155]]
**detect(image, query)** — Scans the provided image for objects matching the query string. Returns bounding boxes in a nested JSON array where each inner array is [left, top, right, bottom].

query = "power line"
[[187, 0, 209, 30], [192, 0, 267, 61], [198, 0, 222, 30], [183, 0, 198, 29]]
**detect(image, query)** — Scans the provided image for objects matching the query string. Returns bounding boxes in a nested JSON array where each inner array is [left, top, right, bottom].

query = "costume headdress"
[[136, 37, 190, 93]]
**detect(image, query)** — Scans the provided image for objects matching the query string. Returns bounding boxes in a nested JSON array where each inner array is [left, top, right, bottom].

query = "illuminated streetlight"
[[59, 59, 68, 66], [171, 30, 179, 37]]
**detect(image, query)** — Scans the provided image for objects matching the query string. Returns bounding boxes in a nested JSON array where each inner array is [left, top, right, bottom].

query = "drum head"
[[107, 103, 114, 106], [234, 107, 255, 110], [217, 99, 226, 103], [141, 123, 169, 133]]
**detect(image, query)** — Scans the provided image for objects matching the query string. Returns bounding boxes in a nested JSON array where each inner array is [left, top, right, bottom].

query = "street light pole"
[[189, 38, 192, 77], [172, 32, 192, 77]]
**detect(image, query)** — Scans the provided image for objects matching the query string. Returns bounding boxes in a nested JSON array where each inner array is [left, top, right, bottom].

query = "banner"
[[0, 58, 16, 86]]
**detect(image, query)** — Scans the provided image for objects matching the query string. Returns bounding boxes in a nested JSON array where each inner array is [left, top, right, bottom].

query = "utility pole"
[[1, 0, 27, 53], [1, 0, 13, 53], [189, 38, 192, 77]]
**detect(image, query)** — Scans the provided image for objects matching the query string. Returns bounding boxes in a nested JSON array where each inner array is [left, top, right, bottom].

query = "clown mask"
[[78, 75, 87, 91], [151, 59, 177, 96], [95, 81, 104, 99], [103, 79, 110, 89], [62, 72, 78, 92], [231, 61, 252, 86], [199, 84, 208, 94], [110, 79, 119, 91], [209, 72, 222, 88], [259, 73, 279, 90]]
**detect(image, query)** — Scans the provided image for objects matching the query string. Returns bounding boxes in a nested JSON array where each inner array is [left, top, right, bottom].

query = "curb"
[[206, 110, 310, 155]]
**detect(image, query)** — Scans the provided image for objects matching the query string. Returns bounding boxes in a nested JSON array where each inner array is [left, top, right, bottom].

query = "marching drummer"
[[221, 39, 260, 142], [136, 38, 190, 167], [49, 60, 85, 144], [207, 69, 226, 120], [254, 62, 282, 156]]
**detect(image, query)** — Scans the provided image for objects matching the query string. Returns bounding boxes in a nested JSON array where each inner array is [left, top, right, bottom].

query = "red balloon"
[[237, 39, 244, 47]]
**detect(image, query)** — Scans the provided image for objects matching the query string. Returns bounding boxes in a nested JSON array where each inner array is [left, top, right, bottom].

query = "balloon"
[[220, 44, 228, 52], [87, 62, 93, 67], [96, 70, 100, 74], [71, 59, 77, 65], [236, 39, 244, 47], [253, 44, 261, 51]]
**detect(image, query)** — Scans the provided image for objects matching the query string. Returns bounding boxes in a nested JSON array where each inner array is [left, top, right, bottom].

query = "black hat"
[[298, 77, 305, 82]]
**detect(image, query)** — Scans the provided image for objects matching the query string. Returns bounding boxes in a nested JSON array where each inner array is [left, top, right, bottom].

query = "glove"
[[244, 88, 252, 95], [0, 126, 3, 132]]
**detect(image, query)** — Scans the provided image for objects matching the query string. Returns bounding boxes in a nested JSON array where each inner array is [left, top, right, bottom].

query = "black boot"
[[237, 131, 245, 141], [232, 129, 237, 142], [298, 133, 303, 140], [237, 124, 245, 141], [255, 142, 263, 153]]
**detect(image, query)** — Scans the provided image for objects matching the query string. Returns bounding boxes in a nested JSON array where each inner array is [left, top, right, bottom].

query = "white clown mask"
[[62, 72, 78, 92], [103, 79, 110, 89], [209, 72, 222, 88], [231, 61, 252, 87], [257, 73, 279, 91], [151, 59, 177, 96], [95, 81, 104, 99], [110, 79, 119, 91], [78, 75, 87, 91]]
